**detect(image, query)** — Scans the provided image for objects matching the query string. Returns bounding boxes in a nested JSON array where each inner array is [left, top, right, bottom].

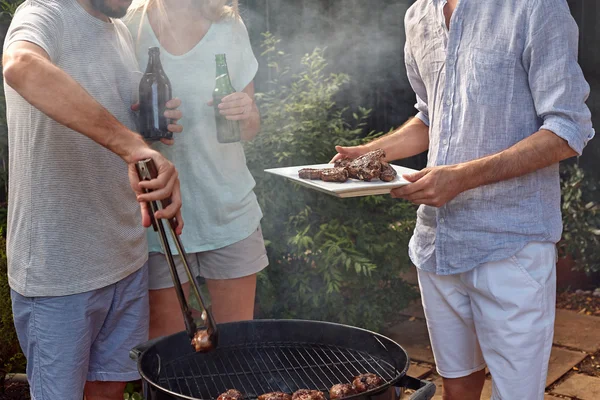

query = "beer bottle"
[[213, 54, 241, 143], [139, 47, 172, 141]]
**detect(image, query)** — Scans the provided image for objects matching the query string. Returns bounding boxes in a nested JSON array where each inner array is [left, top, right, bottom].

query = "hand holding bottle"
[[208, 92, 253, 121], [132, 98, 183, 145]]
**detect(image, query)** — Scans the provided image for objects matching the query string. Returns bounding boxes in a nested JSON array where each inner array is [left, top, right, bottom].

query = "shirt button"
[[446, 99, 452, 106], [440, 218, 445, 224], [443, 139, 448, 145]]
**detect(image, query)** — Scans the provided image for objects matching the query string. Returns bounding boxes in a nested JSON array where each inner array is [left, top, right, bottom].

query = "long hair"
[[126, 0, 240, 47]]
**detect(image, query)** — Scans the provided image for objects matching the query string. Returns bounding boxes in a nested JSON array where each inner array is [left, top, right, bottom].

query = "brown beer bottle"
[[139, 47, 172, 141]]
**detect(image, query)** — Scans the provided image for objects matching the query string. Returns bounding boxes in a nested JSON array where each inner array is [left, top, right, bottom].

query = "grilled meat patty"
[[352, 373, 383, 393], [292, 389, 326, 400], [217, 390, 243, 400], [320, 167, 349, 182], [258, 392, 292, 400], [299, 168, 322, 180], [329, 383, 357, 400], [347, 149, 386, 181], [379, 161, 397, 182], [334, 157, 353, 168]]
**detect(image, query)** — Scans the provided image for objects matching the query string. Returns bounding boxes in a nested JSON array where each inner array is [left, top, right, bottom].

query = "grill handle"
[[397, 375, 436, 400], [129, 337, 164, 361]]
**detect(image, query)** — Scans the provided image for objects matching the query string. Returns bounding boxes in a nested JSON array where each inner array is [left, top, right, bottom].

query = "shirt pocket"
[[470, 48, 515, 107]]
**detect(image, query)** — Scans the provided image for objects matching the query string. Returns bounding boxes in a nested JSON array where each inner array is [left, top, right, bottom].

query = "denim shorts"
[[10, 264, 149, 400]]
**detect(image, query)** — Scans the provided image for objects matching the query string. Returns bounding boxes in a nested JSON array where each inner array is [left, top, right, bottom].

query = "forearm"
[[3, 46, 146, 161], [459, 129, 577, 190], [240, 101, 260, 141], [364, 117, 429, 161]]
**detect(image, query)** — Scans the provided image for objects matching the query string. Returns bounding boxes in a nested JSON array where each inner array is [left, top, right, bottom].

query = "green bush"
[[559, 163, 600, 274], [247, 34, 419, 332]]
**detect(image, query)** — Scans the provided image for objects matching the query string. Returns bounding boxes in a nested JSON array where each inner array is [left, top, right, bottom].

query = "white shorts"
[[148, 226, 269, 290], [417, 241, 557, 400]]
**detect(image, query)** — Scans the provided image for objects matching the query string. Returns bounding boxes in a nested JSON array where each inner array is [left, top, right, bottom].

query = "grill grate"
[[159, 341, 399, 400]]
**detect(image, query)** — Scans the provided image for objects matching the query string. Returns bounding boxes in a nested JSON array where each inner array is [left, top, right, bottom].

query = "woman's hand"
[[209, 92, 254, 121]]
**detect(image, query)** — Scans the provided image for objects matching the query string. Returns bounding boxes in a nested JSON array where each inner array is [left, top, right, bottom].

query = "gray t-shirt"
[[4, 0, 147, 297]]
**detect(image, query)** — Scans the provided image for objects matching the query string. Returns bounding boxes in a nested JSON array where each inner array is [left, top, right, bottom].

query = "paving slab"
[[398, 299, 425, 319], [384, 317, 435, 364], [546, 347, 588, 386], [553, 373, 600, 399], [399, 266, 418, 285], [407, 362, 434, 379], [554, 309, 600, 352]]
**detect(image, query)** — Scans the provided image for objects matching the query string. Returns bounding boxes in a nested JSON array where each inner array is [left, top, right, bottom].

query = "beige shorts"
[[148, 226, 269, 290]]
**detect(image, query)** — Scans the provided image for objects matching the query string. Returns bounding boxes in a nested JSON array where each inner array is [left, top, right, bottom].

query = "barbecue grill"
[[132, 160, 435, 400], [131, 320, 436, 400]]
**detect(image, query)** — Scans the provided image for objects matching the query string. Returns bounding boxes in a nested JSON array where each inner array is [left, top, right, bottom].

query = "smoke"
[[243, 0, 418, 136]]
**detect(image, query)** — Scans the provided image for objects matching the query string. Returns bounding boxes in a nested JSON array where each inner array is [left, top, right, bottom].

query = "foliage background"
[[246, 34, 418, 331], [0, 0, 599, 379]]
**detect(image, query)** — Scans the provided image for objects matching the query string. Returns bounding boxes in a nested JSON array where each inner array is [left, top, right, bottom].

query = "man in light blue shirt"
[[333, 0, 594, 399]]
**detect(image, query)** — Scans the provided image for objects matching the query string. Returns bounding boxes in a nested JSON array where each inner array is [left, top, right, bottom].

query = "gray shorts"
[[148, 226, 269, 290]]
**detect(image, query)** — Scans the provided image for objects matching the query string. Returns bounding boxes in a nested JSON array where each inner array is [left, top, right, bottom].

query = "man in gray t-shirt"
[[3, 0, 184, 398]]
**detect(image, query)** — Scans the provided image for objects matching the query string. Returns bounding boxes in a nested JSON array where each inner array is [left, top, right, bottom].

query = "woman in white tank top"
[[125, 0, 268, 339]]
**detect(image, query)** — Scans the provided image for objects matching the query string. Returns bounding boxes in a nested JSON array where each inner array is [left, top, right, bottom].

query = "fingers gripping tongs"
[[135, 159, 218, 352]]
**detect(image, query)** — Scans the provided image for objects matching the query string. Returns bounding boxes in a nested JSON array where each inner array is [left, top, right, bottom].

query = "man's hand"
[[127, 146, 184, 235], [391, 165, 467, 207], [329, 145, 370, 163], [131, 98, 183, 145]]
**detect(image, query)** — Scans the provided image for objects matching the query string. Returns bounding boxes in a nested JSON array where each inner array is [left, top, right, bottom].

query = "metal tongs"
[[136, 159, 218, 352]]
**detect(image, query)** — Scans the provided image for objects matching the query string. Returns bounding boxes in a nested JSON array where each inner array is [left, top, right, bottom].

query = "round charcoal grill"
[[131, 320, 436, 400]]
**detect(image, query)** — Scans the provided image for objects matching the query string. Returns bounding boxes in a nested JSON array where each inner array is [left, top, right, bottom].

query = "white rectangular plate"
[[265, 163, 418, 198]]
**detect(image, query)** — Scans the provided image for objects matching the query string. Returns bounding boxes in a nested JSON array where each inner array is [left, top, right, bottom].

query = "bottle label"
[[152, 84, 159, 130]]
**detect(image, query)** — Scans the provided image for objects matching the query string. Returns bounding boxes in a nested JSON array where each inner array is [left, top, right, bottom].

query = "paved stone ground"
[[392, 267, 600, 400]]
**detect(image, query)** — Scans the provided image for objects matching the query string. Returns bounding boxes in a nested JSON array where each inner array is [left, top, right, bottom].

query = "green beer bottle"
[[213, 54, 241, 143]]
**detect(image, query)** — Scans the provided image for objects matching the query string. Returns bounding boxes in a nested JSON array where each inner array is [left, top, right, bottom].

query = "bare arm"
[[3, 41, 146, 161], [3, 40, 184, 229], [240, 82, 260, 141], [392, 129, 577, 207], [459, 129, 576, 191], [363, 117, 429, 161], [331, 117, 429, 162]]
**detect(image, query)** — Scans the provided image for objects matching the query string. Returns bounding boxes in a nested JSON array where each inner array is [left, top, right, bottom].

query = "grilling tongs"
[[136, 159, 218, 352]]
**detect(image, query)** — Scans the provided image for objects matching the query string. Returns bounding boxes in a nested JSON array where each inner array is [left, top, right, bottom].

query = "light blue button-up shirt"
[[405, 0, 594, 275]]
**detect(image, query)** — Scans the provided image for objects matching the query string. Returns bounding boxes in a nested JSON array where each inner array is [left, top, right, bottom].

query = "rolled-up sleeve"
[[523, 0, 594, 155], [404, 42, 430, 127]]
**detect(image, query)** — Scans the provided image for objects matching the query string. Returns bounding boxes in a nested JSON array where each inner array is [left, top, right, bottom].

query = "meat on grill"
[[329, 383, 357, 400], [191, 329, 215, 352], [217, 390, 243, 400], [292, 389, 326, 400], [379, 161, 397, 182], [298, 168, 322, 180], [258, 393, 292, 400], [320, 168, 349, 182], [352, 373, 384, 393], [347, 149, 385, 182]]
